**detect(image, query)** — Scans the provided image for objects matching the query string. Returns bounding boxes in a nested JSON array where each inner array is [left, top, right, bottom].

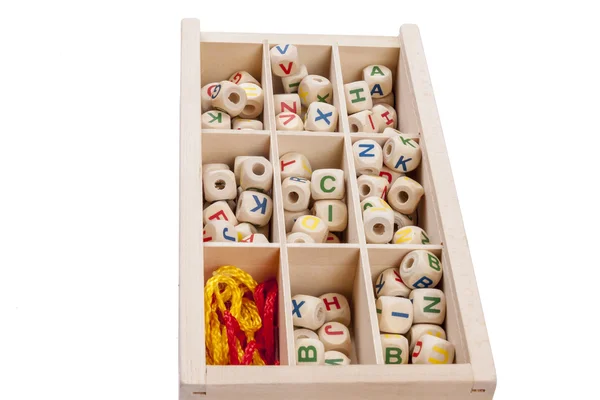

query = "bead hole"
[[288, 191, 299, 203], [360, 184, 371, 196], [252, 163, 265, 176], [405, 257, 415, 270], [398, 191, 409, 203], [243, 104, 255, 113], [373, 223, 385, 235], [350, 123, 359, 132], [228, 92, 240, 104], [385, 143, 393, 156], [215, 180, 226, 190]]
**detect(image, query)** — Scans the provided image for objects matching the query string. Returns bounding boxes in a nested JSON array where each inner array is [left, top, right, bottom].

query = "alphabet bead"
[[373, 92, 394, 107], [376, 296, 413, 334], [324, 350, 351, 366], [400, 250, 443, 289], [201, 82, 219, 112], [411, 335, 454, 365], [240, 233, 269, 243], [203, 220, 238, 243], [281, 177, 311, 212], [392, 226, 431, 245], [361, 196, 391, 212], [305, 102, 338, 132], [232, 118, 263, 130], [292, 215, 328, 243], [357, 175, 389, 202], [410, 289, 446, 325], [234, 156, 261, 185], [238, 83, 264, 119], [295, 338, 325, 365], [312, 200, 347, 232], [374, 267, 411, 298], [236, 191, 273, 227], [362, 65, 393, 98], [294, 328, 319, 342], [280, 152, 312, 180], [287, 232, 315, 243], [319, 293, 351, 326], [211, 81, 248, 117], [382, 135, 422, 173], [284, 209, 310, 232], [273, 94, 301, 115], [408, 324, 446, 352], [352, 139, 383, 176], [318, 322, 351, 356], [380, 334, 409, 364], [393, 210, 418, 232], [235, 222, 257, 241], [282, 64, 308, 93], [387, 176, 424, 214], [292, 294, 326, 330], [270, 44, 300, 77], [276, 112, 304, 131], [348, 110, 379, 133], [372, 104, 397, 131], [298, 75, 334, 106], [311, 169, 345, 200], [203, 201, 238, 225], [344, 81, 373, 114], [326, 232, 341, 243], [379, 165, 404, 185], [202, 110, 231, 129], [239, 156, 273, 192], [203, 169, 237, 202], [363, 206, 394, 244], [228, 70, 261, 86]]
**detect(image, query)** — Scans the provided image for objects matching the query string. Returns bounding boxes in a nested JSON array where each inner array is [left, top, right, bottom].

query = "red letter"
[[379, 171, 392, 184], [368, 114, 375, 130], [381, 111, 394, 126], [413, 341, 423, 358], [324, 324, 344, 335], [279, 62, 293, 75], [279, 113, 295, 125], [280, 159, 296, 171], [323, 296, 341, 311], [393, 270, 404, 284], [281, 101, 297, 114], [208, 210, 228, 221]]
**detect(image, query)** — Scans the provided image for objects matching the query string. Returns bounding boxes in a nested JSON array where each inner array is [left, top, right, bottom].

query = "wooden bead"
[[284, 209, 310, 232], [211, 81, 248, 117], [235, 222, 257, 241], [235, 191, 273, 227], [362, 64, 393, 98], [411, 334, 454, 365], [232, 118, 263, 130], [280, 152, 312, 180], [399, 250, 443, 289], [357, 175, 389, 202], [234, 156, 263, 185], [348, 110, 378, 133], [203, 201, 238, 225], [382, 135, 422, 173], [294, 328, 319, 342], [392, 226, 431, 245], [282, 64, 308, 94], [352, 139, 383, 176], [276, 112, 304, 131], [376, 296, 413, 334], [324, 350, 351, 365], [343, 81, 373, 114], [326, 232, 341, 243], [319, 293, 351, 326], [298, 75, 333, 106], [292, 215, 328, 243], [281, 177, 311, 212], [372, 104, 397, 131], [295, 338, 325, 365], [373, 92, 394, 106], [363, 206, 394, 244], [201, 82, 219, 112], [240, 233, 269, 243], [318, 322, 351, 355], [273, 93, 301, 115], [311, 169, 344, 200], [239, 156, 273, 192], [408, 324, 446, 352], [312, 200, 347, 232], [238, 83, 264, 119], [380, 334, 409, 364], [393, 210, 418, 232], [203, 169, 237, 202], [410, 288, 446, 325], [379, 165, 404, 185], [387, 176, 424, 214], [287, 232, 315, 243], [202, 163, 230, 177], [360, 196, 391, 212], [228, 70, 261, 86], [270, 44, 300, 77], [305, 103, 338, 132], [203, 220, 237, 243], [374, 267, 411, 298], [292, 294, 326, 330], [201, 110, 231, 129]]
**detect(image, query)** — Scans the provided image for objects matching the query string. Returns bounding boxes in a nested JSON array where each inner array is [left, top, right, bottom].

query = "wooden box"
[[179, 19, 496, 400]]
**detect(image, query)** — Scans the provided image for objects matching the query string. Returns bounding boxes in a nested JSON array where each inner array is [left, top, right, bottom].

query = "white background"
[[1, 1, 598, 399]]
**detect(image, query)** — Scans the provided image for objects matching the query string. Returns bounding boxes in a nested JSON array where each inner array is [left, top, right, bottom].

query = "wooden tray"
[[179, 19, 496, 400]]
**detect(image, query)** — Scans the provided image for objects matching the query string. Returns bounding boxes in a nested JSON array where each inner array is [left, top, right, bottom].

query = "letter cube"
[[270, 44, 300, 77], [383, 135, 422, 173], [373, 92, 394, 107], [292, 215, 329, 243], [376, 296, 413, 334], [294, 328, 319, 342], [236, 191, 273, 227], [292, 294, 326, 330], [305, 103, 338, 132], [240, 233, 269, 243], [238, 83, 264, 119], [276, 112, 304, 131], [379, 165, 404, 186], [412, 335, 455, 365], [361, 196, 391, 212], [393, 210, 418, 232], [210, 81, 248, 117], [348, 110, 379, 133], [363, 64, 393, 98], [281, 177, 311, 212], [203, 169, 236, 202], [312, 200, 347, 232], [363, 206, 394, 244], [326, 232, 341, 243], [203, 201, 238, 225], [295, 338, 325, 365], [372, 104, 397, 131], [318, 322, 351, 356], [228, 70, 261, 86], [235, 222, 257, 241], [400, 250, 443, 289], [357, 175, 389, 202], [203, 220, 237, 243], [280, 152, 312, 180], [284, 209, 310, 232], [374, 267, 411, 298], [352, 139, 383, 176], [239, 156, 273, 192], [282, 64, 308, 93], [273, 93, 301, 115], [232, 118, 263, 130], [393, 226, 431, 245], [410, 289, 446, 325], [201, 110, 231, 129], [319, 293, 351, 326], [324, 350, 351, 366], [408, 324, 446, 352], [380, 334, 409, 364], [311, 169, 344, 200], [387, 176, 424, 214], [201, 82, 219, 112], [298, 75, 333, 106], [344, 81, 373, 114], [287, 232, 315, 243]]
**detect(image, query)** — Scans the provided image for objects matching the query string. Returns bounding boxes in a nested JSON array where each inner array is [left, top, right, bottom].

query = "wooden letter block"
[[292, 215, 329, 243], [203, 200, 238, 225], [238, 83, 264, 119], [376, 296, 413, 334], [318, 322, 351, 355], [311, 169, 345, 200], [203, 220, 237, 243], [383, 135, 422, 173], [292, 294, 326, 330], [276, 112, 304, 131], [211, 81, 248, 117], [201, 82, 219, 112], [400, 250, 443, 289], [295, 338, 325, 365], [374, 267, 411, 298], [348, 110, 378, 133], [228, 70, 261, 86], [273, 93, 301, 115], [240, 233, 269, 243], [232, 118, 263, 130], [408, 324, 446, 351], [305, 102, 338, 132], [282, 64, 308, 93], [393, 226, 430, 245], [362, 64, 393, 98], [270, 44, 300, 77], [235, 191, 273, 227], [294, 328, 319, 342], [372, 104, 397, 131], [279, 152, 312, 180], [361, 196, 391, 212], [412, 335, 455, 365], [344, 81, 373, 114], [286, 232, 316, 243], [326, 232, 341, 243], [324, 350, 351, 366], [239, 156, 273, 192], [298, 75, 333, 106], [357, 175, 389, 202], [319, 292, 351, 326], [387, 176, 424, 214], [410, 288, 446, 325], [284, 209, 310, 232], [312, 200, 348, 232], [363, 206, 394, 244], [380, 334, 409, 364], [393, 210, 418, 232], [235, 222, 257, 241], [281, 177, 311, 212], [203, 169, 237, 202], [201, 110, 231, 129], [352, 139, 383, 176], [379, 165, 404, 185]]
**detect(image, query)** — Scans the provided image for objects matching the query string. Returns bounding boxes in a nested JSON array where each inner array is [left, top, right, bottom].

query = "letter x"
[[315, 109, 333, 125], [292, 299, 305, 318]]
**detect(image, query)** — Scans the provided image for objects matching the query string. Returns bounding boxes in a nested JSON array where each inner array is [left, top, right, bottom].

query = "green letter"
[[385, 347, 402, 364]]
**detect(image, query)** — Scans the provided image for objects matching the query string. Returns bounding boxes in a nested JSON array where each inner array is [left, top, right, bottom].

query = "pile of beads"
[[292, 292, 352, 365], [201, 70, 264, 130], [279, 151, 347, 243], [205, 265, 278, 365], [374, 250, 454, 364], [344, 64, 398, 133], [270, 44, 339, 132], [202, 157, 273, 243]]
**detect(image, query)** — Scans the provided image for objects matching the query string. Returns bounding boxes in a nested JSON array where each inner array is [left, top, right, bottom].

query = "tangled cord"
[[205, 265, 278, 365]]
